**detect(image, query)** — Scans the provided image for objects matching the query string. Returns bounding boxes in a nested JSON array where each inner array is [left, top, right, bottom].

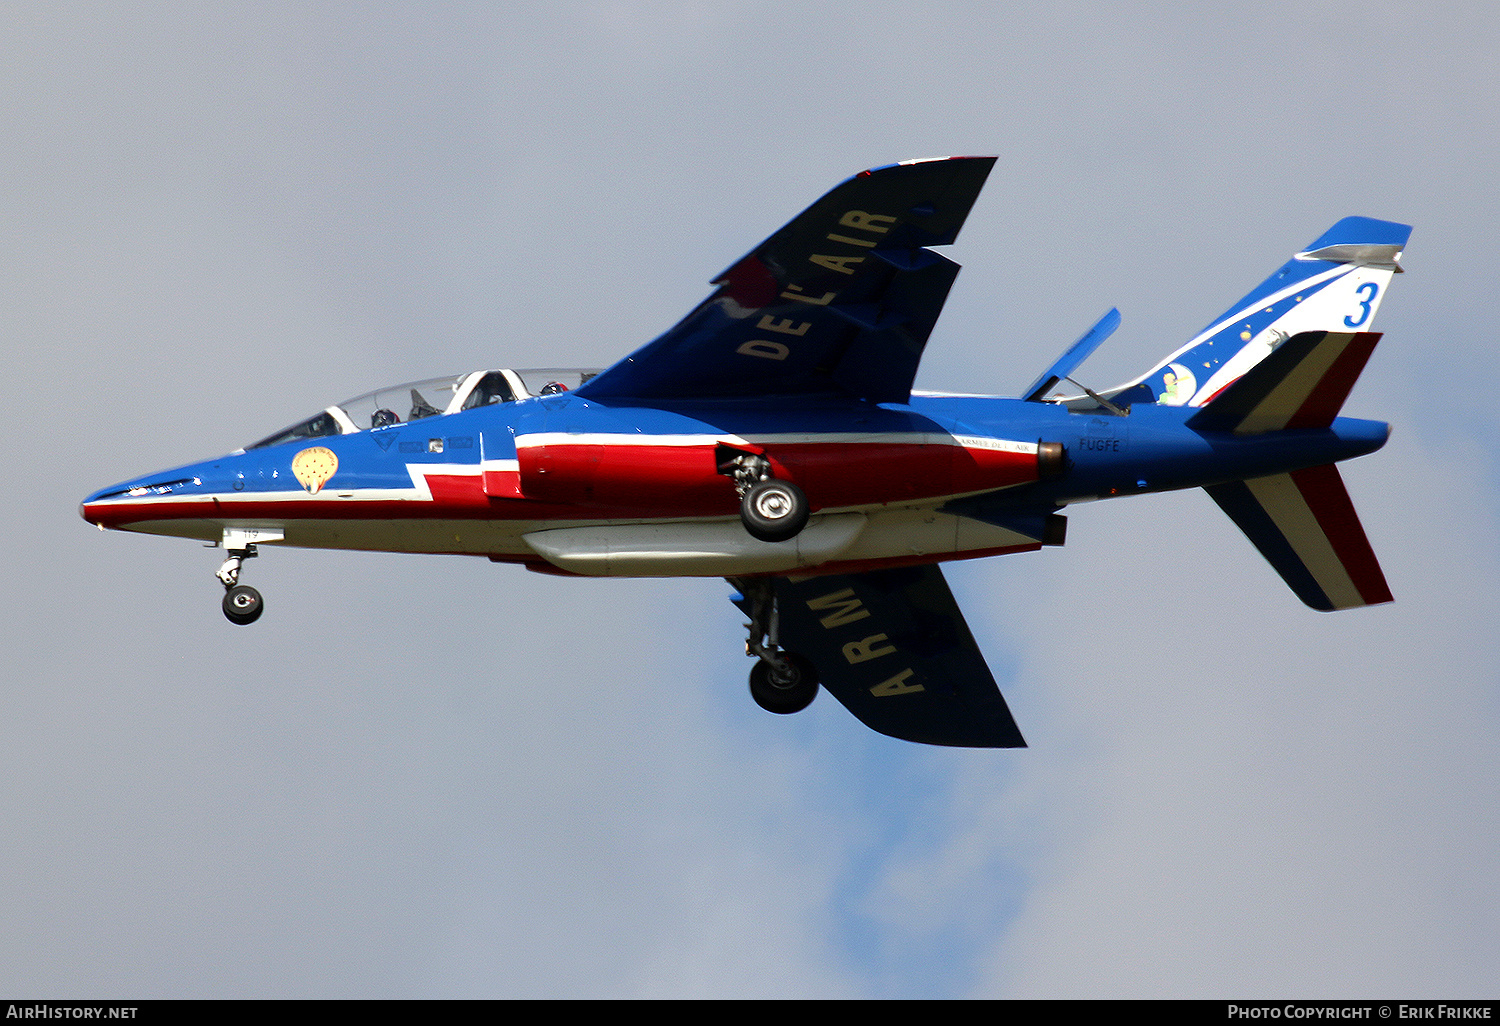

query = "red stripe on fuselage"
[[521, 438, 1039, 510], [84, 438, 1040, 530]]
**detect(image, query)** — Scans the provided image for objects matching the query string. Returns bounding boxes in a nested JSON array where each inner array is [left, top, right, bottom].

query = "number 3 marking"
[[1345, 281, 1379, 328]]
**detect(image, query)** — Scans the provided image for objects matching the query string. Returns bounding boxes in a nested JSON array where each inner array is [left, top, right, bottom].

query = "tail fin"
[[1117, 216, 1410, 408]]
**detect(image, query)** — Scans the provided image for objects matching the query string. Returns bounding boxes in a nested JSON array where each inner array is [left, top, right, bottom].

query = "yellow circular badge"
[[291, 446, 338, 494]]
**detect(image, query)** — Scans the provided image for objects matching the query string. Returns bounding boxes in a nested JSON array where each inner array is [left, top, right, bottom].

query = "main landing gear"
[[215, 544, 264, 626], [737, 578, 819, 714], [723, 452, 809, 543]]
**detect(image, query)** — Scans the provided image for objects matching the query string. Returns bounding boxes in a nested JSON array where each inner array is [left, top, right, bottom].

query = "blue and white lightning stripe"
[[1096, 216, 1410, 409]]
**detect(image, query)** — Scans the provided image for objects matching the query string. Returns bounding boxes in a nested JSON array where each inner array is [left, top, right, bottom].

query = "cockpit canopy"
[[248, 368, 598, 450]]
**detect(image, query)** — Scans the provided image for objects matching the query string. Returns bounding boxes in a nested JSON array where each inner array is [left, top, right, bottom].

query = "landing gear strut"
[[216, 545, 264, 626], [724, 453, 809, 543], [737, 578, 819, 714]]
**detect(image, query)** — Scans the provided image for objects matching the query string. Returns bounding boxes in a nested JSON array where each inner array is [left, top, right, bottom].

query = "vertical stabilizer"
[[1114, 217, 1410, 409]]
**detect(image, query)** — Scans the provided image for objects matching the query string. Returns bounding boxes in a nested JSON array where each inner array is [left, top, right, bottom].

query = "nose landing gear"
[[215, 541, 264, 626]]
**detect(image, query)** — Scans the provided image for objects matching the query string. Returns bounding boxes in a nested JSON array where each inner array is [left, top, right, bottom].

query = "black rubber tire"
[[748, 652, 819, 714], [222, 584, 264, 626], [740, 479, 809, 542]]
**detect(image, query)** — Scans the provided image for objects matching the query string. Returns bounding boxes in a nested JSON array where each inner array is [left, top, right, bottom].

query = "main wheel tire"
[[222, 584, 264, 626], [740, 479, 809, 542], [749, 652, 819, 714]]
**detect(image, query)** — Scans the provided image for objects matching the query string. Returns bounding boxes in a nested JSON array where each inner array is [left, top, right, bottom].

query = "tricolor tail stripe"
[[1187, 331, 1380, 435], [1282, 332, 1380, 430], [1205, 463, 1392, 611]]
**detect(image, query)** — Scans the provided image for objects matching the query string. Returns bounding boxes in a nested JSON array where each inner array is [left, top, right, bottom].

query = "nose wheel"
[[215, 544, 264, 625], [222, 583, 264, 626]]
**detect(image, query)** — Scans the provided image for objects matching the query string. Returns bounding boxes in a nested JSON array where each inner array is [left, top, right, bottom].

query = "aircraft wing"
[[749, 564, 1026, 748], [577, 156, 996, 405]]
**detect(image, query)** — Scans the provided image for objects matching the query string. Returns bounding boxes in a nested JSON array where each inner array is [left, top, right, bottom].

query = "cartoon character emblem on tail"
[[291, 446, 338, 494]]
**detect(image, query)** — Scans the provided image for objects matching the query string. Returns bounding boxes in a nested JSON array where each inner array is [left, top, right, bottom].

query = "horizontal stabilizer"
[[767, 565, 1026, 747], [1205, 464, 1392, 611], [1186, 330, 1380, 435]]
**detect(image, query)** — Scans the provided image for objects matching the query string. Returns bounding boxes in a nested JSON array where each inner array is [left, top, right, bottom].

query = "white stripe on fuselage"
[[92, 432, 1037, 513], [514, 431, 1039, 455]]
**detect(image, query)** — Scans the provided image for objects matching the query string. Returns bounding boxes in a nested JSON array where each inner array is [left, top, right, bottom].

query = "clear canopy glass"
[[247, 368, 600, 450]]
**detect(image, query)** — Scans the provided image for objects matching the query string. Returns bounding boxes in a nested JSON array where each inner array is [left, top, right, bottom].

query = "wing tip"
[[859, 154, 998, 176]]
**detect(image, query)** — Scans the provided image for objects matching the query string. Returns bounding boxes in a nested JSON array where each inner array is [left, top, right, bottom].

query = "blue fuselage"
[[81, 391, 1389, 578]]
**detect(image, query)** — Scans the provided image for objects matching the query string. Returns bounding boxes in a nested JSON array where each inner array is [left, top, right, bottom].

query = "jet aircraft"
[[81, 157, 1408, 747]]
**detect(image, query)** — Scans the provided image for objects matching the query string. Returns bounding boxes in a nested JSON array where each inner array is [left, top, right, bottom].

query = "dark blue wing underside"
[[763, 564, 1026, 748], [578, 157, 997, 405]]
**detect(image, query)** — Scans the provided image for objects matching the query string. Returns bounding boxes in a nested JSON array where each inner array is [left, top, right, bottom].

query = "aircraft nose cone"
[[79, 471, 196, 531], [80, 487, 126, 529], [80, 486, 113, 527]]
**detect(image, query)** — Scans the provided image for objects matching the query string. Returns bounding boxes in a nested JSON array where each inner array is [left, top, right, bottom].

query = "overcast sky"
[[4, 2, 1497, 998]]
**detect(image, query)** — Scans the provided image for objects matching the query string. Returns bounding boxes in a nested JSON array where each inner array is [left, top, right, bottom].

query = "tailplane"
[[1187, 327, 1394, 610], [1205, 465, 1392, 611], [1185, 329, 1380, 434]]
